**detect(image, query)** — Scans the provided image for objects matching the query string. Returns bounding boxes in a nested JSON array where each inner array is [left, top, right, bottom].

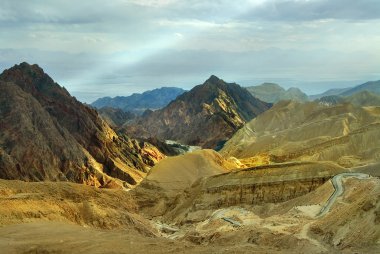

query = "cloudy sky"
[[0, 0, 379, 102]]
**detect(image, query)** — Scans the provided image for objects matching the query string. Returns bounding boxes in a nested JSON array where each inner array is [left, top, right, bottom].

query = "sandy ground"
[[0, 221, 297, 254], [0, 156, 379, 253], [0, 221, 186, 254], [145, 149, 235, 196]]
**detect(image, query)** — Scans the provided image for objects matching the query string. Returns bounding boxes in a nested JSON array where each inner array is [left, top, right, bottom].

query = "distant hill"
[[221, 99, 380, 168], [309, 87, 352, 100], [246, 83, 308, 103], [317, 90, 380, 107], [0, 63, 164, 188], [124, 75, 271, 149], [340, 80, 380, 96], [310, 80, 380, 100], [346, 90, 380, 106], [91, 87, 186, 114]]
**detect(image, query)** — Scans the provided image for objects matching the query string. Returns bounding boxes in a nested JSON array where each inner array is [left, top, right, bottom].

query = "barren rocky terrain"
[[0, 159, 379, 253], [221, 100, 380, 168], [0, 64, 379, 253], [0, 63, 165, 188], [124, 75, 271, 149]]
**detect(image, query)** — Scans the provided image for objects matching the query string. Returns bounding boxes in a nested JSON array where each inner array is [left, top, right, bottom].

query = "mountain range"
[[91, 87, 186, 114], [310, 80, 380, 100], [0, 62, 379, 253], [317, 90, 380, 107], [340, 80, 380, 96], [94, 80, 380, 130], [131, 87, 380, 253], [123, 75, 271, 149]]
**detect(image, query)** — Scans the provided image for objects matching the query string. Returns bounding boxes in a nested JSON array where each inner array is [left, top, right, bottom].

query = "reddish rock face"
[[0, 62, 164, 188], [124, 75, 271, 149]]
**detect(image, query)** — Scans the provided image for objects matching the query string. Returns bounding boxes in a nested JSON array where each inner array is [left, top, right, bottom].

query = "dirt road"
[[318, 173, 370, 216]]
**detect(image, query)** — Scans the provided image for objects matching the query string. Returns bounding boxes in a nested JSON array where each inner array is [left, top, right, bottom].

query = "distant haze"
[[0, 0, 379, 103]]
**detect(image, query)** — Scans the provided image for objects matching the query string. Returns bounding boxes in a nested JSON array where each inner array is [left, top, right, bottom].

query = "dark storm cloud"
[[242, 0, 380, 21]]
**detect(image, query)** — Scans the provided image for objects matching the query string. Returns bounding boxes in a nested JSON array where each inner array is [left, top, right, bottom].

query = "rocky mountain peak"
[[205, 75, 224, 84], [124, 76, 271, 149], [176, 75, 245, 108], [0, 62, 69, 98], [5, 62, 45, 76], [0, 62, 164, 188]]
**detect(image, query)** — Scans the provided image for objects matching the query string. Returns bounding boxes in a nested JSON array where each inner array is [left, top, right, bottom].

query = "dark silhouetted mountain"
[[0, 63, 164, 188], [124, 75, 271, 149], [246, 83, 308, 103], [91, 87, 186, 114]]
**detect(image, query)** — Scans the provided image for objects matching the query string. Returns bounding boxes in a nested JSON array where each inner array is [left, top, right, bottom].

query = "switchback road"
[[317, 173, 370, 217]]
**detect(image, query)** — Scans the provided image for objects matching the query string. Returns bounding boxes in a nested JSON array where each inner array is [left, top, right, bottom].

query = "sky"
[[0, 0, 379, 103]]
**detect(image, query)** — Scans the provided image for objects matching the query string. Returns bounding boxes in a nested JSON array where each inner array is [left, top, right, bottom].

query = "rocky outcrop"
[[0, 62, 164, 187], [162, 162, 344, 222], [197, 178, 327, 210], [124, 75, 271, 149]]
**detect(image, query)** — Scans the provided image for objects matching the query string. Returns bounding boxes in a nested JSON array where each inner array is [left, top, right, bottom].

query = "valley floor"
[[0, 163, 379, 254], [0, 221, 294, 254]]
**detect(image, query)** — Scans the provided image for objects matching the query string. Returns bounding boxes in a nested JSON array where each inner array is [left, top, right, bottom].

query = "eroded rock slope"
[[124, 75, 271, 149], [0, 63, 164, 188]]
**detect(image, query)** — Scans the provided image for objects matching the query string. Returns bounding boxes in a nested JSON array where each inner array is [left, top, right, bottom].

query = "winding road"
[[221, 217, 242, 227], [317, 173, 370, 217]]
